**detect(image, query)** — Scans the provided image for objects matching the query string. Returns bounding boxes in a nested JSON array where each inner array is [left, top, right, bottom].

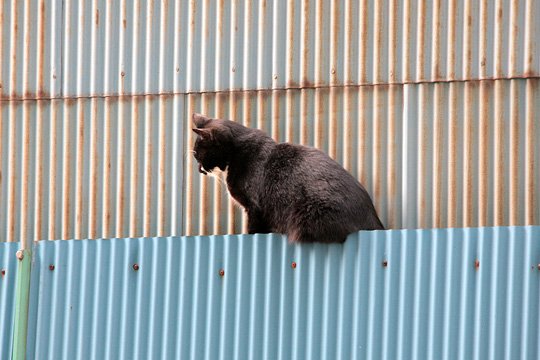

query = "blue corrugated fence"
[[20, 226, 540, 359]]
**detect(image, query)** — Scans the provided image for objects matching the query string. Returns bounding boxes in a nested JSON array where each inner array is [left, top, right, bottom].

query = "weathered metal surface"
[[185, 79, 540, 236], [0, 242, 19, 358], [1, 0, 539, 99], [0, 95, 186, 242], [25, 227, 540, 359], [1, 79, 539, 242], [0, 0, 62, 100]]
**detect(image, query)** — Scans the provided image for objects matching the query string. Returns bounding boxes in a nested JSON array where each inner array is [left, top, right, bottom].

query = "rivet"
[[1, 269, 5, 276], [176, 67, 180, 73], [231, 66, 236, 73], [474, 259, 480, 269], [331, 68, 336, 74], [219, 269, 225, 277], [291, 261, 297, 269], [273, 74, 278, 80], [133, 263, 139, 271], [121, 71, 125, 77], [382, 260, 388, 267], [49, 264, 55, 271], [537, 264, 540, 271], [16, 250, 24, 261]]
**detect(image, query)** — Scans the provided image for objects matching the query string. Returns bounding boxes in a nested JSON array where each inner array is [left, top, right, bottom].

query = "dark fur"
[[191, 113, 384, 243]]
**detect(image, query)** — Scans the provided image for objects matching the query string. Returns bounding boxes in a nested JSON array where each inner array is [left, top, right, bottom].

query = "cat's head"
[[191, 113, 233, 175]]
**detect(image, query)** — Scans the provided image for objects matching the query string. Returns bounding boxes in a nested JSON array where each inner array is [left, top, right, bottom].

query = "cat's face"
[[192, 114, 231, 175]]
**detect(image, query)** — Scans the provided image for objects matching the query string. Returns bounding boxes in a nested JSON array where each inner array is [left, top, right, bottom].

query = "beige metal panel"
[[0, 79, 538, 242], [0, 0, 62, 100], [0, 95, 185, 242], [2, 0, 539, 100]]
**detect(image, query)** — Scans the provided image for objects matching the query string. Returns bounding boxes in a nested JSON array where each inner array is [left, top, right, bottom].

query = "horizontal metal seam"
[[1, 76, 539, 103]]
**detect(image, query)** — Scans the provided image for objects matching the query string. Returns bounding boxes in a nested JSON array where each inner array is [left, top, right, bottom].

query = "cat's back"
[[264, 142, 361, 194], [263, 142, 384, 238], [267, 143, 352, 177]]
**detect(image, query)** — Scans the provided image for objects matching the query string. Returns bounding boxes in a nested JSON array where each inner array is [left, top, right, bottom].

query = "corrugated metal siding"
[[1, 78, 539, 242], [1, 0, 539, 99], [26, 227, 540, 359], [185, 79, 540, 235], [1, 1, 540, 242], [0, 95, 185, 243], [0, 0, 62, 100], [0, 242, 19, 357]]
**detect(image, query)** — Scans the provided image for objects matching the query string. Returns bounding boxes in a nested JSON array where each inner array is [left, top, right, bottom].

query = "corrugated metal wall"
[[1, 0, 539, 98], [1, 0, 540, 242], [26, 227, 540, 359], [0, 96, 185, 243], [0, 242, 18, 357]]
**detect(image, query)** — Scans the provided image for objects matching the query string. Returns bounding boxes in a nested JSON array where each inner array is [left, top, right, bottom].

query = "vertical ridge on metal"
[[12, 249, 32, 360]]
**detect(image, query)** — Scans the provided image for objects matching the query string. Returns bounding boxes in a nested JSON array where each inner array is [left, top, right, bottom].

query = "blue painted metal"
[[25, 227, 540, 359], [0, 242, 19, 358]]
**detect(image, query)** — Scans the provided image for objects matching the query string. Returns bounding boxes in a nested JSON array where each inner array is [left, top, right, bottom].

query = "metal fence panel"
[[2, 78, 539, 242], [1, 0, 539, 99], [0, 242, 19, 357], [25, 226, 540, 360], [0, 95, 185, 243]]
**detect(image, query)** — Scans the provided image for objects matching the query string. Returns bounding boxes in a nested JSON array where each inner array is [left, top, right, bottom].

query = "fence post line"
[[11, 247, 32, 360]]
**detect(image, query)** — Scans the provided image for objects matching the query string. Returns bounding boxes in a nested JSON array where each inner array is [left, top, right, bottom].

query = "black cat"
[[191, 113, 384, 243]]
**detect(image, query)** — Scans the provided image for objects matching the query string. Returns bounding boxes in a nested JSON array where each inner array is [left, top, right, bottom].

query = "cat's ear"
[[192, 127, 213, 140], [192, 113, 211, 128]]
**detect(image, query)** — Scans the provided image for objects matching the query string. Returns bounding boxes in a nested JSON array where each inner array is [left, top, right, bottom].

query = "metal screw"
[[176, 67, 180, 73], [537, 264, 540, 271], [273, 74, 278, 80], [133, 263, 139, 271], [121, 71, 125, 77], [16, 250, 24, 261], [1, 269, 5, 277], [331, 68, 336, 74], [291, 262, 297, 269], [49, 264, 55, 271], [382, 260, 388, 267], [231, 66, 236, 73], [219, 269, 225, 277], [474, 259, 480, 270]]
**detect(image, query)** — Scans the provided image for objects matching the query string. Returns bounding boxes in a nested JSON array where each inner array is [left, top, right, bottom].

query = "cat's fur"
[[191, 113, 384, 243]]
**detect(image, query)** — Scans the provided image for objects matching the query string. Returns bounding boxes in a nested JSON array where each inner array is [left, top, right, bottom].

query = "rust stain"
[[37, 0, 46, 94], [359, 0, 369, 83]]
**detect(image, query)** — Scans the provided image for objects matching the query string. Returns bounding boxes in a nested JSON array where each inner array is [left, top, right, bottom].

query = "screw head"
[[49, 264, 55, 271], [291, 261, 297, 269], [1, 269, 5, 276], [133, 263, 139, 271], [474, 259, 480, 269], [16, 250, 24, 261], [219, 269, 225, 277], [382, 260, 388, 267]]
